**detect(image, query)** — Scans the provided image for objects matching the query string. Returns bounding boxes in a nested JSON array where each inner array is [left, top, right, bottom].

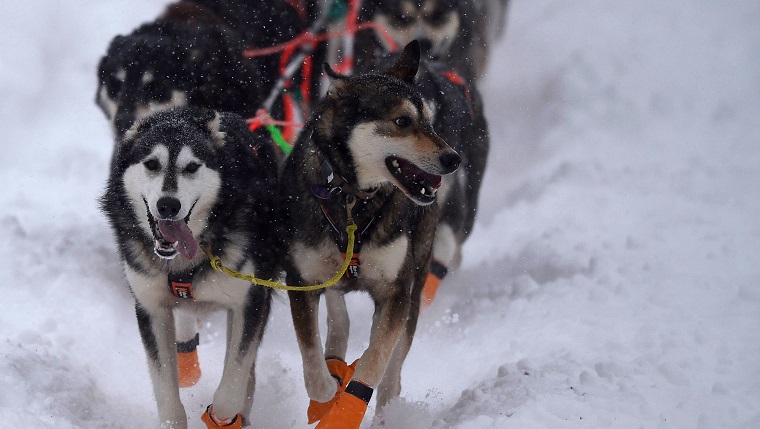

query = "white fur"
[[123, 145, 221, 229], [291, 235, 408, 284], [346, 121, 449, 192]]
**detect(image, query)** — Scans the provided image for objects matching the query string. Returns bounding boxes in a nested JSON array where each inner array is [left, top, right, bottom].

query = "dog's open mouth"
[[385, 156, 442, 204], [143, 199, 199, 260]]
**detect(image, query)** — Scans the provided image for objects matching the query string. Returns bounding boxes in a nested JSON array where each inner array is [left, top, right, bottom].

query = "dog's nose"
[[439, 151, 461, 174], [156, 196, 181, 219]]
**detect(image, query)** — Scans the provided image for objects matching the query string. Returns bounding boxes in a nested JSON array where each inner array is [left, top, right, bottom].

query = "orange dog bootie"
[[307, 358, 357, 423], [201, 405, 243, 429], [177, 334, 201, 388], [315, 380, 373, 429], [422, 260, 449, 306]]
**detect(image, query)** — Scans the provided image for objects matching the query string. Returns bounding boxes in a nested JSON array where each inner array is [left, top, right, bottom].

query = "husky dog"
[[96, 2, 263, 139], [411, 58, 489, 302], [101, 107, 278, 428], [355, 0, 489, 82], [96, 0, 312, 140], [279, 41, 461, 428]]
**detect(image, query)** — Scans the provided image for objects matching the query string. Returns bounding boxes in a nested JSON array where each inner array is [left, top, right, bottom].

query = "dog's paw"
[[307, 359, 358, 423], [201, 405, 243, 428], [314, 381, 372, 429], [305, 362, 341, 403]]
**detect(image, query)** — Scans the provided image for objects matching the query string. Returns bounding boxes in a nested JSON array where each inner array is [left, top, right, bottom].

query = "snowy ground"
[[1, 0, 759, 428]]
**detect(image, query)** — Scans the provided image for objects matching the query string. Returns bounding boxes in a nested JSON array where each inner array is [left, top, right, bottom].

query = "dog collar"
[[168, 268, 195, 299], [311, 151, 378, 200]]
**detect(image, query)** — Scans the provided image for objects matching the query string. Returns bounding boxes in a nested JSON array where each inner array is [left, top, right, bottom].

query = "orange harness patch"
[[168, 269, 194, 299]]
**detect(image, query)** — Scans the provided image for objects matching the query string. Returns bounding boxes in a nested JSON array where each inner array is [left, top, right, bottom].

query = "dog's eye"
[[394, 116, 412, 128], [183, 162, 201, 174], [143, 159, 160, 172]]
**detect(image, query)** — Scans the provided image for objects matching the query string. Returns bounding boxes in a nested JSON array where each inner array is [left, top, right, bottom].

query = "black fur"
[[135, 303, 159, 364], [96, 9, 263, 137], [417, 59, 490, 240], [95, 0, 320, 139]]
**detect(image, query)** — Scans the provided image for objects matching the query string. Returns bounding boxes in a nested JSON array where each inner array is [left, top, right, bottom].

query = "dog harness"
[[311, 154, 383, 279], [168, 268, 195, 299]]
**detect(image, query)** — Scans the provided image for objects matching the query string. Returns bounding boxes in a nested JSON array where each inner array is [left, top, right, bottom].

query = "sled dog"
[[279, 41, 461, 428], [355, 0, 490, 82], [95, 0, 312, 140], [101, 106, 277, 428]]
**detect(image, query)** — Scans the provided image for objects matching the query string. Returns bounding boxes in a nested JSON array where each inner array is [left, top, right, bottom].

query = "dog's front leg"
[[324, 288, 350, 359], [288, 289, 337, 402], [315, 286, 411, 429], [353, 287, 411, 389], [135, 302, 186, 429], [210, 286, 270, 424]]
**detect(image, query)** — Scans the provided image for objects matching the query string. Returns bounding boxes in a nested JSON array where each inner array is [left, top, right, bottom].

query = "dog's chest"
[[291, 235, 409, 284], [125, 262, 255, 308]]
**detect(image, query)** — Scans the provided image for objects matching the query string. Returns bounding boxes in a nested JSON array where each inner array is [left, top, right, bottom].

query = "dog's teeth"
[[392, 160, 400, 168], [420, 188, 426, 195]]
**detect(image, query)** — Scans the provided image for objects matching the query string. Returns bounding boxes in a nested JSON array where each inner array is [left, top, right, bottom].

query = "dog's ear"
[[323, 62, 348, 96], [323, 62, 346, 80], [384, 40, 420, 84], [122, 116, 146, 143]]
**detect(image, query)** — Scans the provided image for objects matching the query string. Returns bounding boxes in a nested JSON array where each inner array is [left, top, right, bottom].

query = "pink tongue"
[[157, 220, 199, 260]]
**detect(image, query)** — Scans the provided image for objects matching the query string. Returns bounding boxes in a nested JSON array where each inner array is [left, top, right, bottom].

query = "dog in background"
[[96, 0, 314, 140], [353, 3, 492, 290], [96, 1, 266, 139], [354, 0, 490, 83], [410, 56, 490, 302], [279, 41, 461, 428], [101, 107, 278, 428]]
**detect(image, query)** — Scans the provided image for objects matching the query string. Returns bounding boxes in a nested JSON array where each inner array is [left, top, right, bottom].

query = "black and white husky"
[[101, 106, 278, 428], [279, 41, 461, 428]]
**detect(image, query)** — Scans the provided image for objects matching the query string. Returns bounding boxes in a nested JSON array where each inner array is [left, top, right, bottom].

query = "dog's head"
[[97, 19, 260, 140], [318, 41, 460, 206], [96, 23, 200, 139], [113, 107, 227, 260], [364, 0, 461, 58]]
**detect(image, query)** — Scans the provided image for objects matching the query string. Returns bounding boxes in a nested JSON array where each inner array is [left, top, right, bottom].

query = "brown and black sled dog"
[[278, 41, 461, 428]]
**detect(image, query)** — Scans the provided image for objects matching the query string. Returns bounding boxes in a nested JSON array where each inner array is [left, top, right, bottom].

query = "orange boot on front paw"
[[201, 405, 243, 429], [307, 358, 357, 423], [315, 380, 372, 429]]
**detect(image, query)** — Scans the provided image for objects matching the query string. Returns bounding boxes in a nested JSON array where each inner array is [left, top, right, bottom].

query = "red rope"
[[243, 2, 400, 143]]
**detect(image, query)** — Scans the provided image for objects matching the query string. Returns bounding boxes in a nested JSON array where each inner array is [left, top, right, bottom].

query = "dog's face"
[[369, 0, 460, 57], [322, 41, 460, 205], [97, 32, 195, 139], [119, 109, 224, 260]]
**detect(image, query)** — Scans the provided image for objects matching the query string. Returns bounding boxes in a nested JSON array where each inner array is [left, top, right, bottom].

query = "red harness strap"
[[440, 70, 476, 120]]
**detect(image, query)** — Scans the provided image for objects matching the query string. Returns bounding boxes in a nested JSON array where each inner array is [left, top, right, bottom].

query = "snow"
[[1, 0, 759, 428]]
